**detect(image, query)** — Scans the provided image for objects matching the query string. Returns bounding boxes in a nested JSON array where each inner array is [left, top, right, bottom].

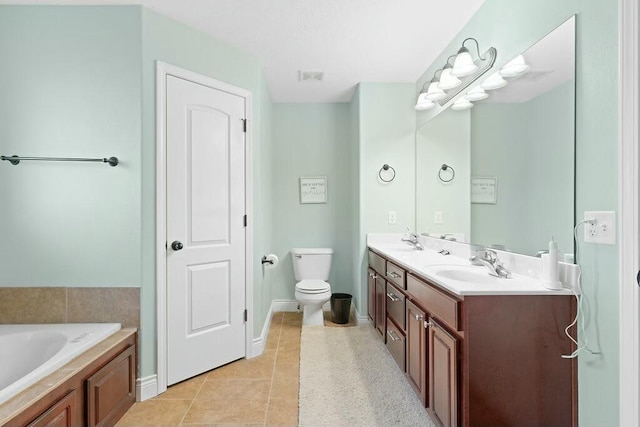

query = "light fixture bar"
[[437, 46, 497, 106]]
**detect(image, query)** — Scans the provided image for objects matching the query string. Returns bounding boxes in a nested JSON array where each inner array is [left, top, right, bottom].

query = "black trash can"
[[330, 293, 352, 324]]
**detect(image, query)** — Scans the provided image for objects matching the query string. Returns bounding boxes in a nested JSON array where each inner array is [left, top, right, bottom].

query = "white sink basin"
[[430, 266, 501, 285]]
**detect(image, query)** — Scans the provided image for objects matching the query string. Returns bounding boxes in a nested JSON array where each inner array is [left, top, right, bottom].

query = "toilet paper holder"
[[261, 255, 274, 265]]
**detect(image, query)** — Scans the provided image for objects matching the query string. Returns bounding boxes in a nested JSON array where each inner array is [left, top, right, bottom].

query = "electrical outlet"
[[583, 211, 616, 244], [434, 211, 443, 224], [388, 211, 397, 224]]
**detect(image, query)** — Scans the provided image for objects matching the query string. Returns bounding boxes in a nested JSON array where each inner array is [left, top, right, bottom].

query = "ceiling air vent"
[[299, 70, 325, 82]]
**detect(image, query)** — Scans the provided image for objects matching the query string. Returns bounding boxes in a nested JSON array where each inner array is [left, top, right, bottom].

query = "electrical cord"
[[561, 219, 600, 359]]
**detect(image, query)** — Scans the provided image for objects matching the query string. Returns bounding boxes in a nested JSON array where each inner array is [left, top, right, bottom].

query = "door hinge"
[[242, 118, 247, 133], [243, 309, 248, 322], [243, 214, 247, 227]]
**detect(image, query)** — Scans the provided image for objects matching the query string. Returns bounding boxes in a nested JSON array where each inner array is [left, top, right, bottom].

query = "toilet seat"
[[296, 280, 331, 294]]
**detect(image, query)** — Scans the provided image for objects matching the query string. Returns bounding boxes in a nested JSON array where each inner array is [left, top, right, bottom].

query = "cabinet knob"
[[424, 320, 434, 329], [414, 313, 424, 321]]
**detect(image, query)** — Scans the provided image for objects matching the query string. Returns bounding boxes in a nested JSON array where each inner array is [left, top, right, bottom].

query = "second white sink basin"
[[431, 266, 501, 285]]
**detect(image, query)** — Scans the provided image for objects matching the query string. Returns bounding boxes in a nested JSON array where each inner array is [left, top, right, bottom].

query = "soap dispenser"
[[542, 237, 562, 290]]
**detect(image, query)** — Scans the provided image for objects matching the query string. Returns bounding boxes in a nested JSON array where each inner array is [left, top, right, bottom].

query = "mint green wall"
[[416, 1, 618, 425], [269, 103, 354, 300], [416, 109, 471, 239], [357, 83, 416, 313], [471, 82, 575, 256], [141, 8, 274, 377], [0, 6, 142, 287]]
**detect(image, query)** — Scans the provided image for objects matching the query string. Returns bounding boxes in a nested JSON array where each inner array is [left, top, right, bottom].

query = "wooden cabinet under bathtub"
[[367, 249, 577, 427], [4, 332, 136, 427]]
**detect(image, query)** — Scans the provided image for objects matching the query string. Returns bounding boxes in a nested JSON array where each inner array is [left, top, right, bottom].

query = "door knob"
[[171, 241, 184, 251]]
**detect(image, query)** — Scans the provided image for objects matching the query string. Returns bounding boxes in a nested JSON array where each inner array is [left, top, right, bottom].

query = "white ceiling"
[[2, 0, 485, 102]]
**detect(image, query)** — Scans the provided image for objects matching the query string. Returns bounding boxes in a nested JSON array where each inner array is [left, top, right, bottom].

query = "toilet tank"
[[291, 248, 333, 281]]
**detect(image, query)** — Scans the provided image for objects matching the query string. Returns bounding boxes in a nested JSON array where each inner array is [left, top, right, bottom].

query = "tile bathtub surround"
[[116, 311, 302, 427], [0, 287, 140, 328]]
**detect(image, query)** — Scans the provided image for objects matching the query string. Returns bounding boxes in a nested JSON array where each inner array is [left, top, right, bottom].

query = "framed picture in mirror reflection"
[[471, 177, 497, 204]]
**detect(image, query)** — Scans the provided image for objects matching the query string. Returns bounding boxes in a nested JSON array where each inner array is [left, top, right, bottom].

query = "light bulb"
[[437, 67, 461, 91], [499, 54, 530, 77], [451, 48, 478, 77], [414, 93, 435, 111], [425, 81, 446, 101], [464, 86, 489, 101], [481, 72, 507, 90], [451, 98, 473, 111]]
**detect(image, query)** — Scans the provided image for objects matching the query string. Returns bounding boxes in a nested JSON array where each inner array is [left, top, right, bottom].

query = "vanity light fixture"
[[437, 55, 462, 91], [414, 92, 435, 111], [464, 86, 489, 101], [480, 71, 508, 90], [451, 38, 486, 77], [451, 98, 474, 111], [499, 54, 531, 77], [425, 71, 447, 101]]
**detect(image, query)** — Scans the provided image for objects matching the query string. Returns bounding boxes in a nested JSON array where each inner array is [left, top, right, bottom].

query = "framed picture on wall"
[[300, 176, 327, 204], [471, 177, 498, 204]]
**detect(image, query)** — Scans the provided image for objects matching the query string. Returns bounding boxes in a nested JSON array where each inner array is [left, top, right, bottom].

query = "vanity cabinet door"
[[428, 318, 459, 427], [375, 275, 386, 337], [405, 300, 427, 405], [367, 268, 376, 322], [27, 390, 77, 427]]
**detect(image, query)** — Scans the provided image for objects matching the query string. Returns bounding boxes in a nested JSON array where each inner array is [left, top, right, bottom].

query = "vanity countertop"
[[367, 240, 575, 297]]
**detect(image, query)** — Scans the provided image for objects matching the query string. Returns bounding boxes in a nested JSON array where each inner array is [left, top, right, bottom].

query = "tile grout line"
[[176, 374, 208, 426], [263, 313, 283, 426]]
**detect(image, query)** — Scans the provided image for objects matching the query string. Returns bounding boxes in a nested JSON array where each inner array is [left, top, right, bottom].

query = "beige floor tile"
[[183, 397, 268, 424], [270, 376, 299, 400], [197, 378, 271, 402], [115, 399, 192, 426], [157, 373, 208, 400], [265, 396, 299, 425], [282, 311, 302, 321], [275, 347, 300, 365], [273, 363, 299, 380], [276, 338, 300, 352], [207, 351, 276, 379]]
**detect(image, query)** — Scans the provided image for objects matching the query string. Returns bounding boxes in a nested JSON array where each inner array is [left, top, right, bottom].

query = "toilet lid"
[[296, 280, 330, 293]]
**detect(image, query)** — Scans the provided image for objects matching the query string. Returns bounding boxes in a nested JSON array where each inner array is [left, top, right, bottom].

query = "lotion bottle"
[[544, 236, 562, 290]]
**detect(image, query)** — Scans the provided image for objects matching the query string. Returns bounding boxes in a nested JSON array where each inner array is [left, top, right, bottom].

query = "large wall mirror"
[[416, 16, 575, 258]]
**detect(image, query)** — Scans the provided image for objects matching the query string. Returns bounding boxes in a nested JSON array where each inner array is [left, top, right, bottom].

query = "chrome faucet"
[[470, 249, 512, 278], [440, 233, 457, 241], [401, 232, 424, 251]]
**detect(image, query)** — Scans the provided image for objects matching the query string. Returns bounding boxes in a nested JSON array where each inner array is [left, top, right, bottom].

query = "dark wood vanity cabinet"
[[367, 249, 576, 427], [367, 268, 376, 322]]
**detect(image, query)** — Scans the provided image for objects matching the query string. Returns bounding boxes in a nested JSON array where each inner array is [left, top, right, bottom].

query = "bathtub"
[[0, 323, 121, 405]]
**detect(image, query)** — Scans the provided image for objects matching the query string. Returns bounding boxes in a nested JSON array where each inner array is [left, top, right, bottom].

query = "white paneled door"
[[166, 75, 246, 386]]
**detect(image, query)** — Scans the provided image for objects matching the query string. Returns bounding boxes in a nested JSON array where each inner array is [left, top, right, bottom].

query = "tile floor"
[[116, 311, 302, 427]]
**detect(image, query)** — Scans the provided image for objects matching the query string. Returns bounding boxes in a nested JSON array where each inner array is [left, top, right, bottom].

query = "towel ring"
[[438, 164, 455, 183], [379, 164, 395, 183]]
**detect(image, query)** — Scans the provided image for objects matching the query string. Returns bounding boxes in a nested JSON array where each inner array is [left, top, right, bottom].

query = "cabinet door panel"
[[367, 268, 376, 322], [27, 390, 77, 427], [428, 319, 458, 427], [386, 282, 405, 331], [406, 300, 427, 405], [86, 344, 136, 427], [375, 276, 386, 337]]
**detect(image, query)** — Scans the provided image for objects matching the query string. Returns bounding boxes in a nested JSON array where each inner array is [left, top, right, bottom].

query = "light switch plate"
[[388, 211, 397, 224], [583, 211, 616, 244], [434, 211, 443, 224]]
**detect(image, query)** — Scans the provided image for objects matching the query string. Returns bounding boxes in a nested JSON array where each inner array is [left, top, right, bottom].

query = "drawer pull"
[[386, 292, 400, 302], [414, 313, 424, 321], [368, 272, 378, 279], [386, 271, 401, 279], [386, 329, 402, 342]]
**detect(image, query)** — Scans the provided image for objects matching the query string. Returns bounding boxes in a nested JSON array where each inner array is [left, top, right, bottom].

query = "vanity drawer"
[[385, 261, 406, 289], [385, 318, 406, 372], [407, 274, 461, 332], [386, 283, 406, 331], [368, 250, 386, 276]]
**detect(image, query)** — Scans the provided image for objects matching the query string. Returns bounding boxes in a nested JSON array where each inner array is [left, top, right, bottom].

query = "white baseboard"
[[356, 309, 372, 326], [251, 299, 299, 357], [136, 375, 158, 402]]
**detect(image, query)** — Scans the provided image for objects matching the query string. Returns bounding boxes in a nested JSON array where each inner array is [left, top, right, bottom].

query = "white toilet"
[[291, 247, 334, 326]]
